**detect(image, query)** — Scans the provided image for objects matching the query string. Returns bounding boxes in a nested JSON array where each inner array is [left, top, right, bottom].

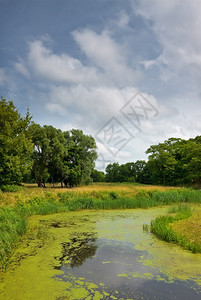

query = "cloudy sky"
[[1, 0, 201, 170]]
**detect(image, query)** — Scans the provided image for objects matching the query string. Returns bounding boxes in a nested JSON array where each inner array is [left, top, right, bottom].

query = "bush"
[[1, 185, 24, 193]]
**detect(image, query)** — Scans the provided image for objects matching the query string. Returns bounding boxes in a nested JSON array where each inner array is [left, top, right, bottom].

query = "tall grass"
[[150, 205, 201, 253], [1, 187, 201, 269], [0, 208, 27, 270]]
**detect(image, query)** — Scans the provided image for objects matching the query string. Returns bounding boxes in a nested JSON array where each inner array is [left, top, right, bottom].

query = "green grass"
[[1, 186, 201, 269], [150, 205, 201, 253], [0, 208, 27, 270]]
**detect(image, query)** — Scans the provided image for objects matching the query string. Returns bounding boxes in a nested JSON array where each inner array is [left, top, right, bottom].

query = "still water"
[[1, 208, 201, 299]]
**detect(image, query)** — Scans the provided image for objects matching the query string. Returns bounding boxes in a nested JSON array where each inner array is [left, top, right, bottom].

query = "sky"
[[1, 0, 201, 171]]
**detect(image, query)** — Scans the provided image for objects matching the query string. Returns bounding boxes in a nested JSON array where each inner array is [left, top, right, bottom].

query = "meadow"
[[1, 182, 201, 270]]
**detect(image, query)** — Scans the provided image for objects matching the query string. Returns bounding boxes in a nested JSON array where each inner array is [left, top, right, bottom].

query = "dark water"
[[53, 210, 201, 299]]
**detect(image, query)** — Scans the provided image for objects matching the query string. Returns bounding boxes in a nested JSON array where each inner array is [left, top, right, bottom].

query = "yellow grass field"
[[0, 182, 176, 207], [172, 212, 201, 248]]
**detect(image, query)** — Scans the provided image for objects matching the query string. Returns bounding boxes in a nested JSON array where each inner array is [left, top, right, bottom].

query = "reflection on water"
[[54, 211, 201, 299], [55, 232, 97, 269]]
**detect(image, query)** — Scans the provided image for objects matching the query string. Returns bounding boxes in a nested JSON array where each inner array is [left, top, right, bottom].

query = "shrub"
[[1, 185, 24, 193]]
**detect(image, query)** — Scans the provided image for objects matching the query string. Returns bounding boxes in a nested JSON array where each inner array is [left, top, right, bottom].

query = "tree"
[[135, 160, 151, 184], [0, 97, 33, 186], [30, 125, 97, 188], [63, 129, 97, 187], [120, 162, 136, 182], [30, 123, 51, 187], [91, 170, 105, 182], [30, 124, 69, 187], [182, 137, 201, 186], [105, 162, 136, 183], [105, 163, 120, 182], [44, 125, 68, 186], [146, 139, 180, 185], [145, 137, 201, 186]]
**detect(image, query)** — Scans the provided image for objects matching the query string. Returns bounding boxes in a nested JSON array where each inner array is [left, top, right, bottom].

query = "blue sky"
[[1, 0, 201, 170]]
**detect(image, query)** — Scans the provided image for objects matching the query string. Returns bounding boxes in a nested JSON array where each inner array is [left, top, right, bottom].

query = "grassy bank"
[[1, 184, 201, 269], [150, 205, 201, 253]]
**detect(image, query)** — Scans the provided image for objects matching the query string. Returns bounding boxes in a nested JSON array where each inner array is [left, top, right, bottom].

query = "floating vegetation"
[[1, 209, 201, 299]]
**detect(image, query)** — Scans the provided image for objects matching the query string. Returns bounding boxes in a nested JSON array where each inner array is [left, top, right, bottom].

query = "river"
[[0, 208, 201, 299]]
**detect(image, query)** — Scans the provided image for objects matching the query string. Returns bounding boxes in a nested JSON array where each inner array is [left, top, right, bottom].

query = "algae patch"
[[1, 208, 201, 299]]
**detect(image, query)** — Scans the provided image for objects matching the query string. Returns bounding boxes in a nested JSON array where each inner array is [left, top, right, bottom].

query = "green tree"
[[105, 163, 120, 182], [30, 124, 69, 187], [146, 139, 180, 185], [30, 123, 51, 187], [44, 125, 68, 186], [91, 169, 105, 182], [135, 160, 151, 184], [182, 137, 201, 186], [0, 97, 33, 186], [63, 129, 97, 187]]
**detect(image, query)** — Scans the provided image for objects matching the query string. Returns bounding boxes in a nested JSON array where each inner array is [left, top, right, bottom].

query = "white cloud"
[[14, 60, 30, 78], [46, 85, 139, 131], [9, 9, 201, 170], [26, 40, 99, 84], [135, 0, 201, 83], [72, 28, 141, 86], [16, 30, 141, 88]]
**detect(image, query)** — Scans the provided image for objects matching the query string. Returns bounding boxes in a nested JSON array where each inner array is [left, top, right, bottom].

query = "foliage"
[[30, 124, 67, 187], [146, 136, 201, 186], [105, 161, 149, 183], [0, 97, 97, 189], [30, 126, 97, 188], [91, 169, 105, 182], [63, 129, 97, 187], [1, 185, 24, 193], [104, 135, 201, 187], [0, 97, 33, 186]]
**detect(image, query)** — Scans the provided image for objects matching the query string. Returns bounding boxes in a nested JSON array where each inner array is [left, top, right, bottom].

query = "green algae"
[[1, 208, 201, 299], [117, 272, 154, 280], [0, 211, 118, 299]]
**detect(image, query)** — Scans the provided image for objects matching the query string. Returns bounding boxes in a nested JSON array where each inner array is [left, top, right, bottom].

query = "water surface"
[[1, 208, 201, 299]]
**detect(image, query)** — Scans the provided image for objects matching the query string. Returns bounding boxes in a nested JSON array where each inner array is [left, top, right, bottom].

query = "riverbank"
[[150, 205, 201, 253]]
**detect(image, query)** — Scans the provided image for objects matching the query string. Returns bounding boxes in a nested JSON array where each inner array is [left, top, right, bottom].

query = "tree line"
[[92, 161, 150, 184], [0, 97, 97, 188], [102, 137, 201, 187], [1, 97, 201, 188]]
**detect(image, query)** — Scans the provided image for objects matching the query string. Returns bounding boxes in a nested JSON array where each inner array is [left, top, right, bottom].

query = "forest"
[[104, 135, 201, 187], [1, 96, 201, 189], [0, 97, 97, 188]]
